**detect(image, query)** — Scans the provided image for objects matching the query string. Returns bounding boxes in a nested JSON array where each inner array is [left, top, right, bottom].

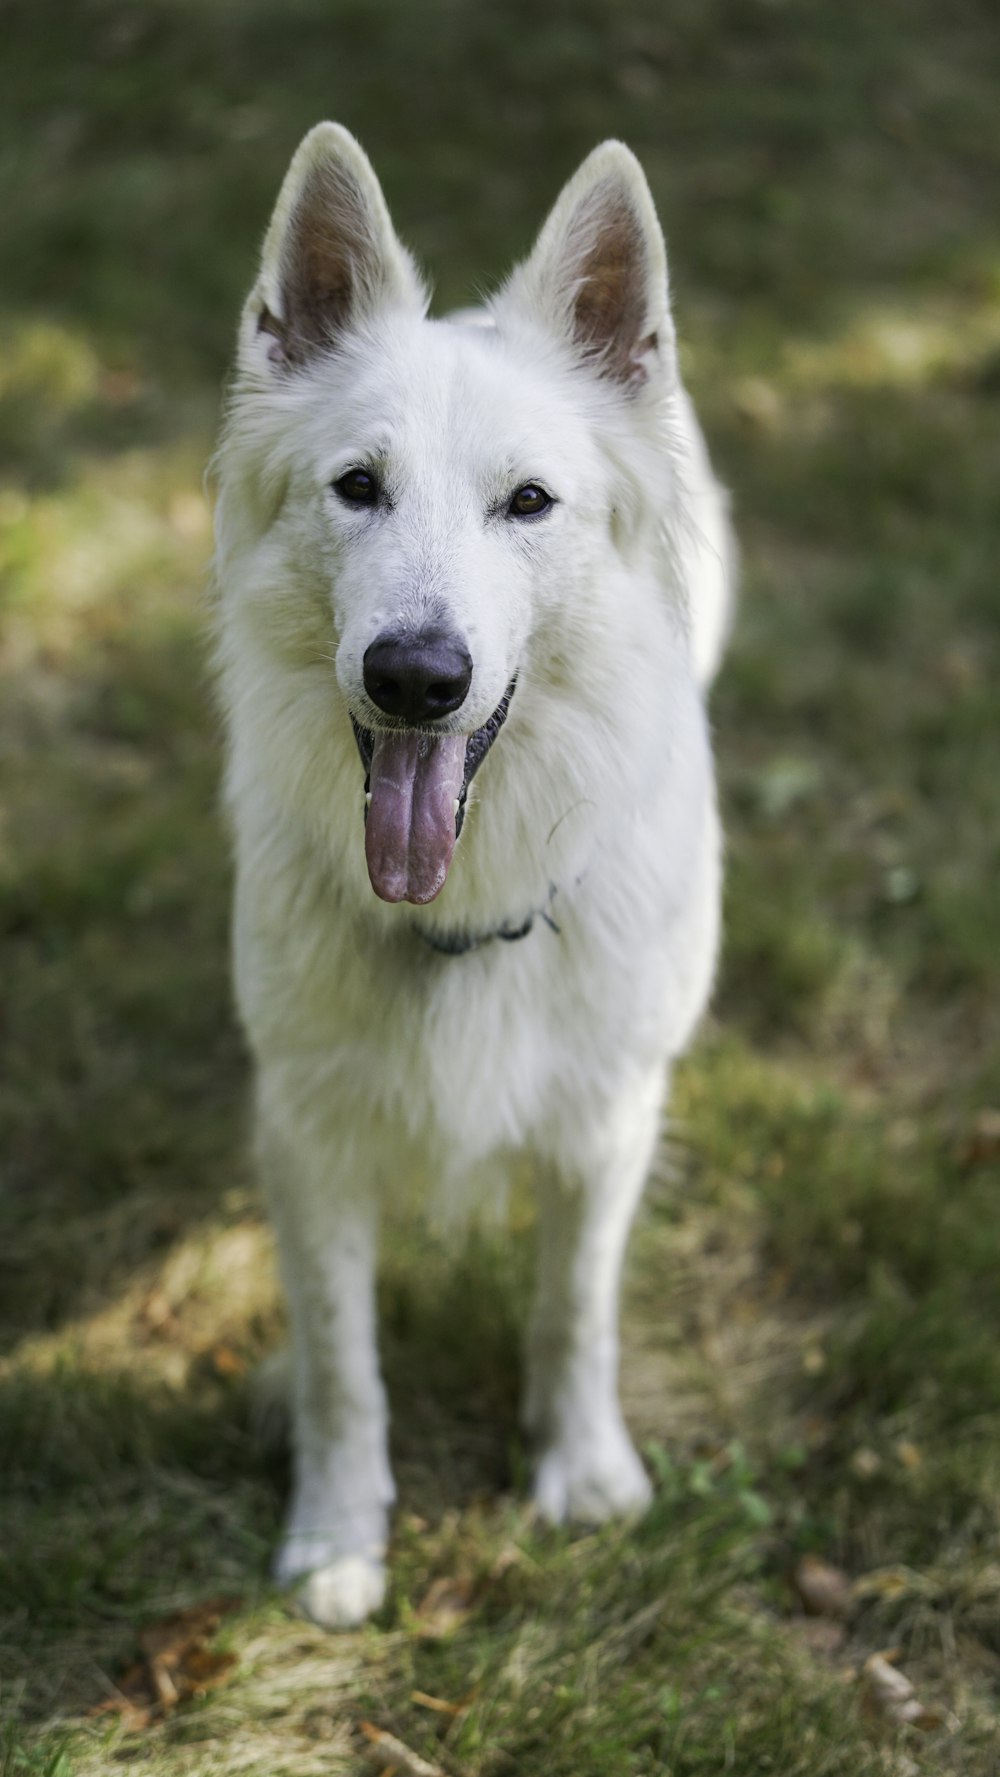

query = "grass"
[[2, 0, 999, 1770]]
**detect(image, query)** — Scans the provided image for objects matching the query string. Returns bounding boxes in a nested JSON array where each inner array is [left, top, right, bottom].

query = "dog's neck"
[[415, 881, 563, 957]]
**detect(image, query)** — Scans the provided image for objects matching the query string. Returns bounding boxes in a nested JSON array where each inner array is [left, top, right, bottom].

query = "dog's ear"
[[239, 123, 426, 377], [497, 142, 674, 391]]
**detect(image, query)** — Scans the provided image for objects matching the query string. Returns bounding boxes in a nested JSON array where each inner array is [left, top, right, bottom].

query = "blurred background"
[[1, 3, 998, 1773]]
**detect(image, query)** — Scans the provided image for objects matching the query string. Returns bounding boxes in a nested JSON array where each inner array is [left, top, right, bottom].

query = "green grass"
[[2, 0, 1000, 1770]]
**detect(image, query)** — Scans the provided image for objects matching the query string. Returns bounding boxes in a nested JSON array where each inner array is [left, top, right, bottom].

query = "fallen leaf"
[[137, 1596, 238, 1664], [861, 1651, 953, 1732], [87, 1596, 240, 1729], [410, 1689, 466, 1716], [87, 1690, 154, 1734], [862, 1652, 923, 1725], [360, 1721, 443, 1776], [792, 1556, 852, 1619], [415, 1573, 476, 1637], [147, 1654, 180, 1707]]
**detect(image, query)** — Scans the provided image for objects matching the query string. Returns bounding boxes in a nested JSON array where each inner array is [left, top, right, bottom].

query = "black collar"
[[416, 884, 562, 957]]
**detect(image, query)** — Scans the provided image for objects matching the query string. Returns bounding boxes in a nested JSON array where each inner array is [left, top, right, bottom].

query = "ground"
[[2, 1, 999, 1772]]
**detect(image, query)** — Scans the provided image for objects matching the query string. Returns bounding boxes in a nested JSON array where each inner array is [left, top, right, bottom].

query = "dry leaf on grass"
[[87, 1671, 155, 1735], [88, 1596, 240, 1731], [792, 1555, 852, 1618], [360, 1721, 444, 1775], [414, 1573, 477, 1637], [411, 1688, 474, 1717], [861, 1651, 954, 1732]]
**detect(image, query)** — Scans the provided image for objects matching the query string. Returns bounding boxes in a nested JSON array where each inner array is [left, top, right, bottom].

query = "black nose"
[[363, 628, 473, 723]]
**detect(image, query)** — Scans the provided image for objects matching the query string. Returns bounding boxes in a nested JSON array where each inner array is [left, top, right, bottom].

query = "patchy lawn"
[[1, 1, 999, 1771]]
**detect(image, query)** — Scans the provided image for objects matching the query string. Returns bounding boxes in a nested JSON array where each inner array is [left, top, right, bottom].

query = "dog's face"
[[225, 126, 676, 906]]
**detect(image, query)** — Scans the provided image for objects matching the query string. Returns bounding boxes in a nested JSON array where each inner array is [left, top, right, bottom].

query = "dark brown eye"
[[335, 468, 379, 506], [508, 483, 553, 518]]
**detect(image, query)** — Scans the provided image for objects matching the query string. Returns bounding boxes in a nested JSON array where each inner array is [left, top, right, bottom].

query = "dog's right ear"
[[238, 124, 426, 379]]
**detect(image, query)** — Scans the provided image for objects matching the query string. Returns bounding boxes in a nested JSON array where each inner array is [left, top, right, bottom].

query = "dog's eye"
[[508, 483, 553, 519], [334, 468, 379, 506]]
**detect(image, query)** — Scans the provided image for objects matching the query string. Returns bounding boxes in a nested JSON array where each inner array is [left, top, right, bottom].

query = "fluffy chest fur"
[[229, 728, 721, 1190]]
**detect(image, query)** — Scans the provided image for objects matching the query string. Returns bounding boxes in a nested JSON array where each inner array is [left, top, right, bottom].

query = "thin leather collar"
[[416, 884, 562, 957]]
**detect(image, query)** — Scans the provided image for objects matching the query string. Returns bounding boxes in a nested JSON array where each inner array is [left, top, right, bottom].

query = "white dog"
[[212, 124, 734, 1628]]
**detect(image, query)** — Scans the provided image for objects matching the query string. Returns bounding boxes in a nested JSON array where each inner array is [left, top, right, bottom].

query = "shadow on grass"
[[0, 1225, 528, 1719], [0, 617, 242, 1350]]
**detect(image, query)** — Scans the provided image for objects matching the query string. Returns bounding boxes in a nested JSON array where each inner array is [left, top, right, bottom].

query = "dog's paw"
[[532, 1423, 653, 1525], [275, 1519, 388, 1630], [291, 1553, 387, 1630]]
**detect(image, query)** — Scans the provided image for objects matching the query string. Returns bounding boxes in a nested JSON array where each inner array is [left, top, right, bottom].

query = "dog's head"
[[223, 125, 677, 906]]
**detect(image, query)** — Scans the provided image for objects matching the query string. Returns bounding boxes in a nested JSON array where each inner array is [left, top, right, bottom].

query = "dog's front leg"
[[524, 1075, 664, 1524], [259, 1104, 392, 1628]]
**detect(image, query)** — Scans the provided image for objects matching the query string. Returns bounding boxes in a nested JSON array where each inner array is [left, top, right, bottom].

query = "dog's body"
[[213, 125, 734, 1627]]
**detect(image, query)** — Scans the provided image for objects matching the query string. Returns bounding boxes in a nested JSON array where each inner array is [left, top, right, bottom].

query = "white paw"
[[533, 1422, 653, 1525], [274, 1515, 388, 1630], [292, 1553, 387, 1629]]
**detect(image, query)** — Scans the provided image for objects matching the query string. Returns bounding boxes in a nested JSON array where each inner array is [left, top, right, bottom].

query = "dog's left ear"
[[239, 123, 426, 379], [496, 142, 674, 392]]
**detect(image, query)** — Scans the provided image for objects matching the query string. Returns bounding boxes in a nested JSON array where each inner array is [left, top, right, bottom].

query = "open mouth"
[[351, 680, 516, 906]]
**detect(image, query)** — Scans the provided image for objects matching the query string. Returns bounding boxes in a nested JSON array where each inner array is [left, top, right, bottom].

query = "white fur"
[[213, 124, 734, 1627]]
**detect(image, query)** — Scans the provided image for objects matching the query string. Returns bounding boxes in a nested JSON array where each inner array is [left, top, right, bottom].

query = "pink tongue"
[[365, 730, 468, 904]]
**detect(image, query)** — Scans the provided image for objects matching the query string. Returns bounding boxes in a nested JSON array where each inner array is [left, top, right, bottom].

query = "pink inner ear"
[[263, 164, 377, 369], [568, 190, 652, 387]]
